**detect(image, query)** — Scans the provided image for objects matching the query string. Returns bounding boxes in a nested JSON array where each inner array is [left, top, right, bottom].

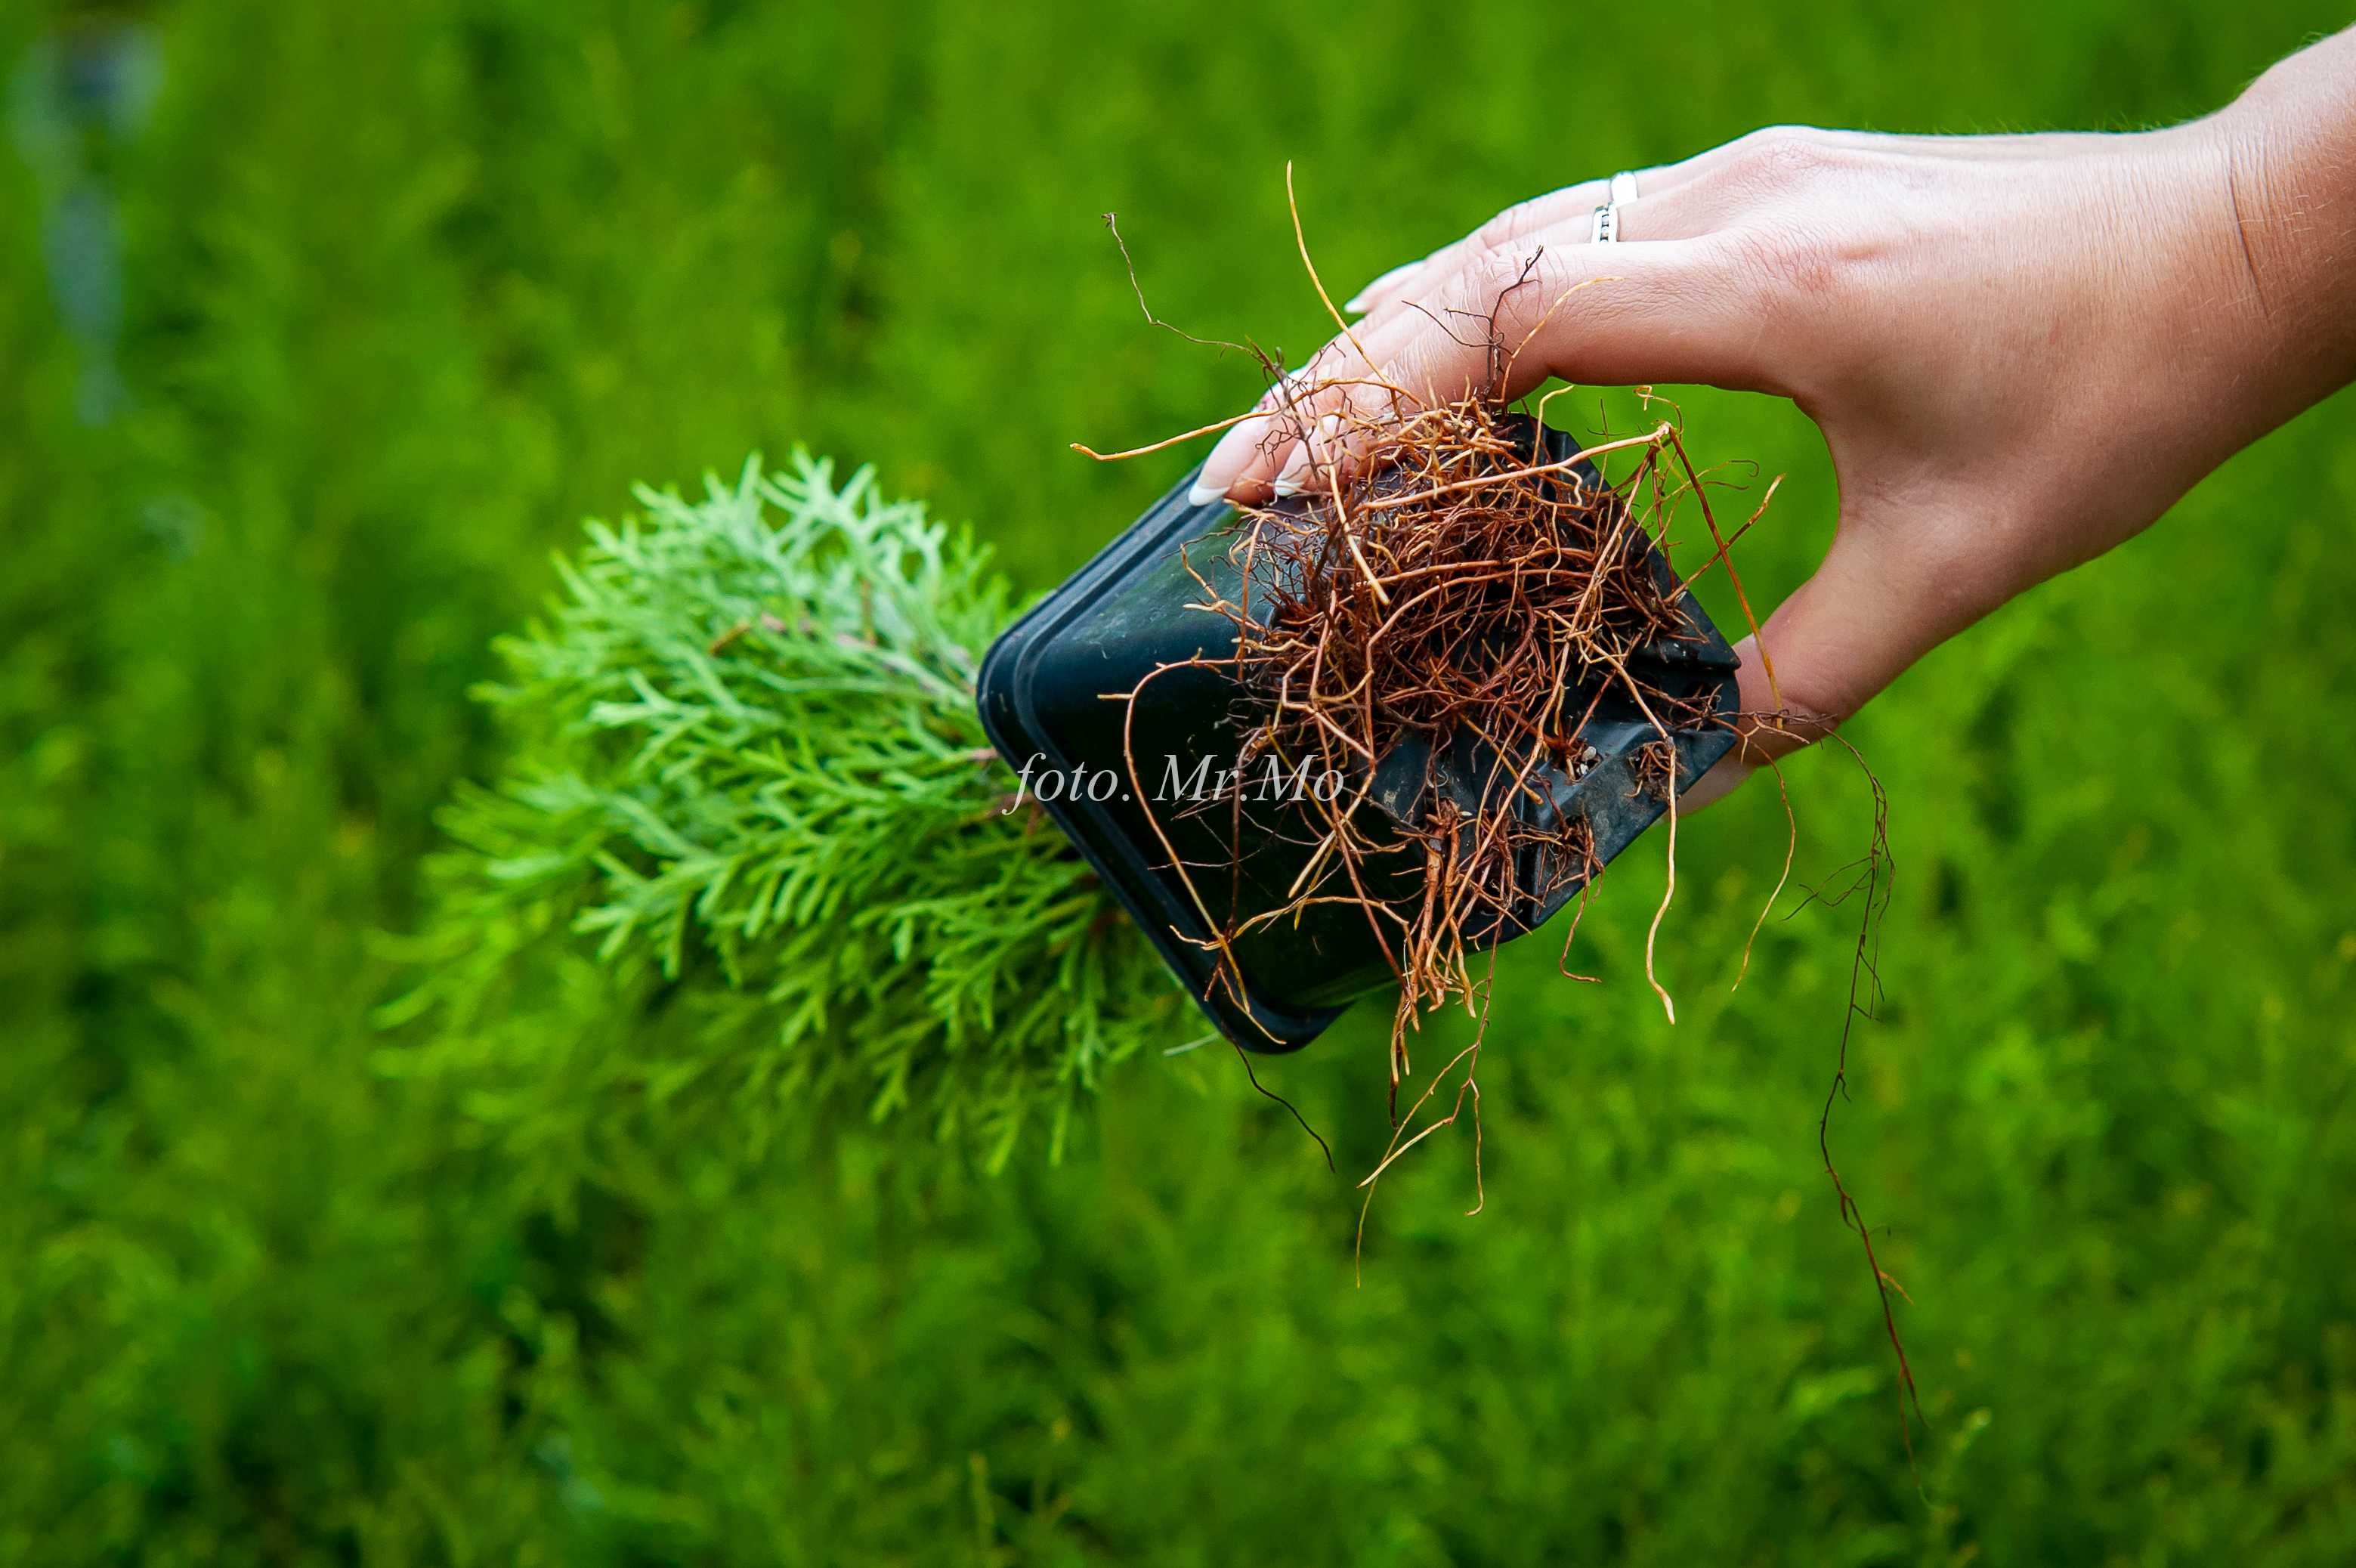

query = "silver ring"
[[1609, 169, 1640, 204], [1589, 202, 1621, 244]]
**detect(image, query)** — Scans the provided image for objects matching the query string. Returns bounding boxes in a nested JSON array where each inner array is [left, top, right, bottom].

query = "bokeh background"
[[6, 2, 2356, 1562]]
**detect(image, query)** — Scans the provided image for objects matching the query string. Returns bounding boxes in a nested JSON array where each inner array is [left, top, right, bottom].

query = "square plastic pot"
[[977, 416, 1739, 1052]]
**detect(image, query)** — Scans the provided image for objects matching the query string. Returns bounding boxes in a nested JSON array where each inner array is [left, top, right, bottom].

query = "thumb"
[[1684, 518, 1975, 810]]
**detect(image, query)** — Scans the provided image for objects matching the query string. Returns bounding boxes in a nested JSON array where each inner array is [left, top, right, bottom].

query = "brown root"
[[1084, 178, 1919, 1476]]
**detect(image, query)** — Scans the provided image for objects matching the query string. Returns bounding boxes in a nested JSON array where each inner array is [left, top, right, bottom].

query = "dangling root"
[[1794, 731, 1920, 1480], [1646, 741, 1680, 1025]]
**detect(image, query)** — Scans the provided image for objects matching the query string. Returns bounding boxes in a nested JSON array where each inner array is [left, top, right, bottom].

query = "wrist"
[[2207, 32, 2356, 401], [2055, 122, 2289, 469]]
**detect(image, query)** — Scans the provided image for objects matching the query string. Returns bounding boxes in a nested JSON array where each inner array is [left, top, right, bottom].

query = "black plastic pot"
[[977, 417, 1740, 1052]]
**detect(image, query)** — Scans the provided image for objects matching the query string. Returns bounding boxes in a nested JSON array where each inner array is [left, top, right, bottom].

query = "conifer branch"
[[381, 454, 1178, 1178]]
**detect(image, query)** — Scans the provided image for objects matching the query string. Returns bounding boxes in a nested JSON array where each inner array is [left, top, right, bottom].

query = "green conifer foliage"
[[386, 456, 1180, 1174]]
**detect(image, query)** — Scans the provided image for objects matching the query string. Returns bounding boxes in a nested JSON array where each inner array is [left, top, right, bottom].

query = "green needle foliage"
[[384, 455, 1181, 1177]]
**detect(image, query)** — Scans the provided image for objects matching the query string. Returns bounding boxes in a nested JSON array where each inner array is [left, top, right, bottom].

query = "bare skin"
[[1192, 29, 2356, 806]]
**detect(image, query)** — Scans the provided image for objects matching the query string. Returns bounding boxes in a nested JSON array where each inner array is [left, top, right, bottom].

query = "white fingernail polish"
[[1272, 416, 1340, 499], [1305, 412, 1344, 465], [1187, 481, 1227, 508], [1270, 443, 1312, 496], [1195, 412, 1271, 503]]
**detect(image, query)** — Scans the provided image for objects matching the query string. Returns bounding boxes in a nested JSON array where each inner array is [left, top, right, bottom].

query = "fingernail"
[[1186, 479, 1227, 508], [1344, 258, 1422, 314], [1198, 411, 1275, 501], [1679, 757, 1752, 813], [1272, 414, 1340, 497], [1269, 444, 1309, 497]]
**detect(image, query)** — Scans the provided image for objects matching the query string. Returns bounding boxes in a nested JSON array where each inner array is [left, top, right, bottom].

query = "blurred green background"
[[6, 1, 2355, 1562]]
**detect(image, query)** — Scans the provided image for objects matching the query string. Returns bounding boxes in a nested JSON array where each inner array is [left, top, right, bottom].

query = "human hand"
[[1192, 31, 2356, 805]]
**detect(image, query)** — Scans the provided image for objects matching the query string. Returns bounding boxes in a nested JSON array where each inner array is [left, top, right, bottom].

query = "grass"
[[4, 0, 2355, 1560]]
